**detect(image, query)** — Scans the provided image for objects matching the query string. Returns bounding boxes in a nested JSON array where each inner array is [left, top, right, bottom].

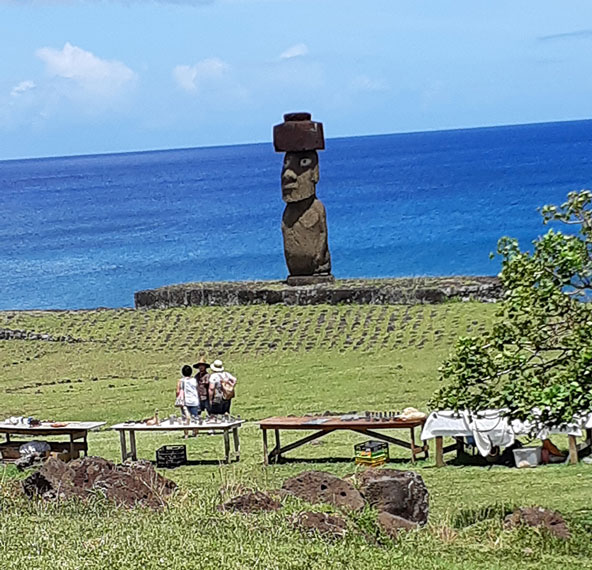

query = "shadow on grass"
[[268, 456, 421, 466], [152, 459, 237, 468]]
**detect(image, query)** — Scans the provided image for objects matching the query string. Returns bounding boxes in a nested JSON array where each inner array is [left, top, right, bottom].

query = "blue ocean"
[[2, 120, 592, 310]]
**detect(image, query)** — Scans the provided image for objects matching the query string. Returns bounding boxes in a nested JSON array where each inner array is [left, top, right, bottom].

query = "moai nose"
[[282, 169, 297, 182]]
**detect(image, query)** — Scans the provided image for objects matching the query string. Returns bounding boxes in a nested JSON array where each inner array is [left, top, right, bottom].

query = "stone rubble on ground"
[[219, 468, 429, 541], [217, 491, 281, 513], [504, 506, 571, 540], [22, 456, 177, 509], [291, 511, 348, 539]]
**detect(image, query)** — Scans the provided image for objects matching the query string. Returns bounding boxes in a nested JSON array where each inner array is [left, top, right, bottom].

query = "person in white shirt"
[[208, 359, 236, 416], [176, 364, 200, 421]]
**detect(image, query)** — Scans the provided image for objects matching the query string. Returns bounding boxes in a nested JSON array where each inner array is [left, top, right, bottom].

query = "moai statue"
[[273, 112, 334, 285]]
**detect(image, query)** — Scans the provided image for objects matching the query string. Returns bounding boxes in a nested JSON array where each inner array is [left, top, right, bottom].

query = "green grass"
[[1, 302, 591, 569]]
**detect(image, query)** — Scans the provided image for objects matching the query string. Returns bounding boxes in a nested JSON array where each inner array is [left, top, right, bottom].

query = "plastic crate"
[[354, 440, 389, 465], [156, 445, 187, 468], [354, 440, 389, 455]]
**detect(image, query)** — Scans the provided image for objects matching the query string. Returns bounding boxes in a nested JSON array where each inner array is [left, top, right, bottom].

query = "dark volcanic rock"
[[218, 491, 281, 513], [292, 511, 348, 539], [22, 457, 176, 509], [134, 276, 502, 308], [504, 507, 570, 540], [358, 469, 429, 525], [377, 511, 419, 539], [282, 470, 365, 511]]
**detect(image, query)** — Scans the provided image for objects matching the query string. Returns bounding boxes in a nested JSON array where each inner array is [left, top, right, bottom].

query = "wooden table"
[[0, 421, 105, 458], [111, 419, 245, 464], [421, 410, 592, 467], [259, 415, 428, 465]]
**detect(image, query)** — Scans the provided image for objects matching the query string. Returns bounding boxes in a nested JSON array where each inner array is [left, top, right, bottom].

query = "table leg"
[[262, 429, 269, 466], [129, 430, 137, 461], [435, 436, 445, 467], [83, 433, 88, 457], [568, 435, 578, 464], [119, 430, 128, 462], [232, 427, 240, 462], [223, 429, 230, 464], [69, 433, 75, 458], [410, 428, 419, 464], [274, 429, 281, 463], [5, 433, 10, 444]]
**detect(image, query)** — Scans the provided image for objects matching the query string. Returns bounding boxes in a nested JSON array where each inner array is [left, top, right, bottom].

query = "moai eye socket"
[[300, 157, 313, 168]]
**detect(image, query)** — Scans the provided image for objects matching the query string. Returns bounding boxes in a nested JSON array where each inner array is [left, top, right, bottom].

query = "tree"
[[431, 190, 592, 428]]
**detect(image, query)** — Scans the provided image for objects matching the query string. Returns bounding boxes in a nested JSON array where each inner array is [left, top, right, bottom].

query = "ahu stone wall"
[[134, 276, 502, 309]]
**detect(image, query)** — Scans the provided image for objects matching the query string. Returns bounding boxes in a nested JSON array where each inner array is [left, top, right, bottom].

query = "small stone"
[[377, 511, 419, 539], [504, 507, 570, 540], [292, 511, 347, 539]]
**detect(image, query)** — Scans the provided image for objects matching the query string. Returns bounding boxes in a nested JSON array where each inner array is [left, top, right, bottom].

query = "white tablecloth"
[[421, 409, 592, 456]]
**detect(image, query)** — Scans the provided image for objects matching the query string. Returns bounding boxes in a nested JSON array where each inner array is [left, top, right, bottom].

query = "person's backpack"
[[220, 373, 236, 400]]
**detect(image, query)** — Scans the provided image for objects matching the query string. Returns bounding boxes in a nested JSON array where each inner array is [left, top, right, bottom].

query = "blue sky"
[[1, 0, 592, 159]]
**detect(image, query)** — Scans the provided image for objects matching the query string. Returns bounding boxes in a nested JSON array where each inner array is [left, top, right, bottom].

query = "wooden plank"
[[568, 435, 578, 464], [270, 430, 333, 459], [351, 428, 411, 449], [119, 430, 128, 462], [436, 436, 445, 467], [232, 427, 240, 460], [262, 429, 269, 466], [274, 430, 281, 462], [129, 431, 137, 461], [223, 430, 231, 464], [259, 416, 425, 430]]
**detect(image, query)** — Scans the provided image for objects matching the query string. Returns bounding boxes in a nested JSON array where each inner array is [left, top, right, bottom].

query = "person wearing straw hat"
[[193, 356, 211, 416], [208, 359, 237, 415]]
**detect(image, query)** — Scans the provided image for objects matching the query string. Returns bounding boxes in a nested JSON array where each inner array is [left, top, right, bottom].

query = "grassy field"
[[1, 303, 591, 569]]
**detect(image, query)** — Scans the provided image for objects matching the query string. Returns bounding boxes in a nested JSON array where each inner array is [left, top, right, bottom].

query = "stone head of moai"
[[273, 112, 333, 285], [273, 112, 325, 203]]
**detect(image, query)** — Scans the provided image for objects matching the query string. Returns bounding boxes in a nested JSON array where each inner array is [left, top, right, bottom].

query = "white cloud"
[[35, 42, 136, 96], [350, 74, 387, 92], [172, 57, 229, 92], [279, 43, 309, 59], [10, 80, 36, 98]]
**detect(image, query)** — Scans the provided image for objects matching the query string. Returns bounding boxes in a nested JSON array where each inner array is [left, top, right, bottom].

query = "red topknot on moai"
[[273, 112, 333, 285]]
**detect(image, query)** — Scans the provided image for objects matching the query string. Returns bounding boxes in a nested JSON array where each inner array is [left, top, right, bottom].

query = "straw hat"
[[193, 356, 210, 368], [211, 359, 224, 373]]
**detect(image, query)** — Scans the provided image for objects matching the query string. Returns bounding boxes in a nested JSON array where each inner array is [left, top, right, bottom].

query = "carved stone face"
[[281, 151, 319, 203]]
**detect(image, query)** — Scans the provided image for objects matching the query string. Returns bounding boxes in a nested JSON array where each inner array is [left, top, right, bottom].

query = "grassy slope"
[[0, 303, 591, 570]]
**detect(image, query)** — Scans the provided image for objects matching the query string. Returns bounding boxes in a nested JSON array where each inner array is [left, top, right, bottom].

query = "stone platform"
[[134, 276, 502, 309]]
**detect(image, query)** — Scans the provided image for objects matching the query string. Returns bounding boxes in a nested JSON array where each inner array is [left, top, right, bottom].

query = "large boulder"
[[504, 507, 570, 540], [22, 456, 176, 509], [358, 469, 429, 525], [282, 470, 365, 511]]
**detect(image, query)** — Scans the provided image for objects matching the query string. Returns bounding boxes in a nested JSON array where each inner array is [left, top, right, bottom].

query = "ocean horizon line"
[[2, 116, 591, 165]]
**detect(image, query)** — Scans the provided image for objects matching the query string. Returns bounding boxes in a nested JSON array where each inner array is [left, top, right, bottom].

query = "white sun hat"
[[211, 359, 224, 372]]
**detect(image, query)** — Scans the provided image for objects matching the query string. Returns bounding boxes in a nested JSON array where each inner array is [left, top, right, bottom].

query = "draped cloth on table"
[[421, 409, 592, 457]]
